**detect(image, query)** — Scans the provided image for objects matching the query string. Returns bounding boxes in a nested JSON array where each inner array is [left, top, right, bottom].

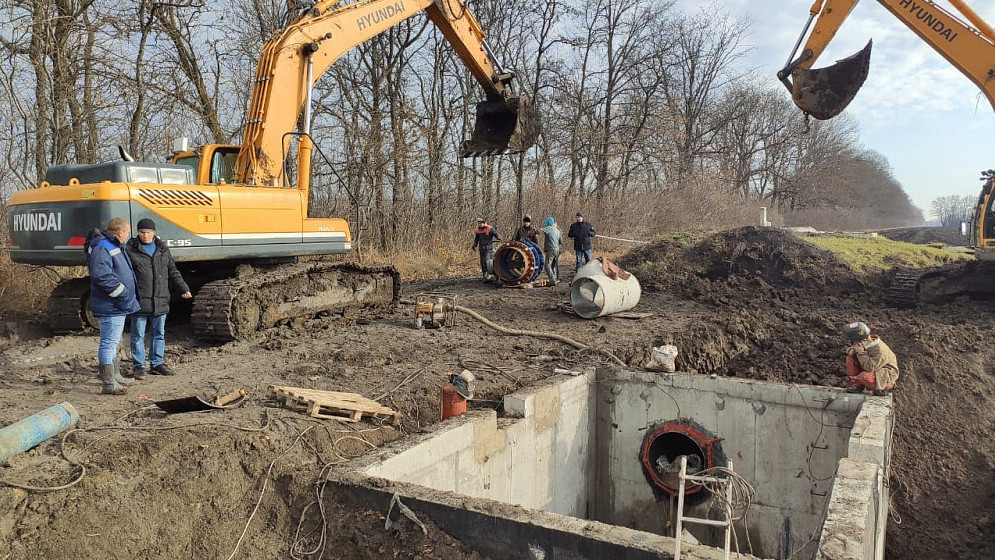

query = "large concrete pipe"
[[570, 258, 641, 318], [493, 240, 545, 286], [0, 402, 79, 463]]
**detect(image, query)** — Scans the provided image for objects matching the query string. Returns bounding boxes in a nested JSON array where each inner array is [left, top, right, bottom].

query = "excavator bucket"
[[791, 41, 872, 120], [460, 94, 540, 157]]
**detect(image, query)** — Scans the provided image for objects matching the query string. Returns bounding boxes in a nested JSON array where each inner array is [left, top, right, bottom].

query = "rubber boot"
[[99, 364, 127, 395], [112, 359, 131, 385]]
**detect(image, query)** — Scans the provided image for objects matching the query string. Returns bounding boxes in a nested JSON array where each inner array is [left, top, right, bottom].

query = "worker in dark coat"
[[125, 218, 191, 378], [567, 211, 596, 270], [513, 214, 540, 245], [85, 217, 141, 394]]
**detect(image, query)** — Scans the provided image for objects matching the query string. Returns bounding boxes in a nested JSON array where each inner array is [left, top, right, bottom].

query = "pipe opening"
[[640, 420, 725, 499]]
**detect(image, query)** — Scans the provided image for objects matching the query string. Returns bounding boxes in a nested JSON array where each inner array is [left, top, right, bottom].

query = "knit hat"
[[523, 214, 532, 222], [476, 217, 485, 223], [576, 211, 584, 217], [136, 218, 156, 232], [844, 321, 871, 342], [544, 216, 554, 227]]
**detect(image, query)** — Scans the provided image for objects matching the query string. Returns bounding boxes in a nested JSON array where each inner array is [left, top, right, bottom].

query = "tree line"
[[0, 0, 924, 256]]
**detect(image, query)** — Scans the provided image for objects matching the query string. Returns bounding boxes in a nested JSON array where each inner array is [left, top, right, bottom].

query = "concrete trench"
[[329, 369, 893, 560]]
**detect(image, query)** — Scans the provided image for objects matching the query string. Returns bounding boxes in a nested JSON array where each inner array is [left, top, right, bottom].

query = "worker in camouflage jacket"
[[843, 321, 899, 396]]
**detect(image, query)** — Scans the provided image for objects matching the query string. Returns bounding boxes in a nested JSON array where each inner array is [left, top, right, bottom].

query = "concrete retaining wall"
[[357, 372, 595, 516], [341, 368, 892, 560], [816, 399, 893, 560], [595, 369, 865, 559]]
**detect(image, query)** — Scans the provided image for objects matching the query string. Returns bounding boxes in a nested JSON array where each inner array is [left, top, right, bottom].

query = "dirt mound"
[[879, 226, 967, 246], [618, 226, 865, 301]]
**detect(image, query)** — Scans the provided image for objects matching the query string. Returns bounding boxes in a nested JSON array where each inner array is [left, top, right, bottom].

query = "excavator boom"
[[239, 0, 538, 190], [779, 0, 995, 120]]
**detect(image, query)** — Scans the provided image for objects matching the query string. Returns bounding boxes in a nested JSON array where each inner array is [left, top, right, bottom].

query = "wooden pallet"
[[270, 386, 400, 423]]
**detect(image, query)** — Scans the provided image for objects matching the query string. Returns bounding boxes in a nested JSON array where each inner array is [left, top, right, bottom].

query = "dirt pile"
[[879, 226, 967, 246], [617, 226, 865, 306]]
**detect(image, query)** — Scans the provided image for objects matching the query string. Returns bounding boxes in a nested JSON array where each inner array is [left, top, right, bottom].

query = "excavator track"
[[886, 269, 922, 309], [47, 278, 97, 333], [191, 261, 400, 342]]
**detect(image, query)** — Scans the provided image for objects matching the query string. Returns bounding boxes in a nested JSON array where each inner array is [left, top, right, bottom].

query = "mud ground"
[[1, 226, 994, 559]]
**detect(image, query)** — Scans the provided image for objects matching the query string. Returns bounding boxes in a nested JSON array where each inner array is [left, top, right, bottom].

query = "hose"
[[399, 298, 626, 366]]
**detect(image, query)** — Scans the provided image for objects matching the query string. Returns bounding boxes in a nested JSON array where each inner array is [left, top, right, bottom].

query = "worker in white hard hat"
[[843, 321, 899, 396]]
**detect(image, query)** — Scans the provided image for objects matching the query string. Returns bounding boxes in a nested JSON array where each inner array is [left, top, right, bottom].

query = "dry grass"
[[805, 234, 974, 274], [0, 248, 76, 318]]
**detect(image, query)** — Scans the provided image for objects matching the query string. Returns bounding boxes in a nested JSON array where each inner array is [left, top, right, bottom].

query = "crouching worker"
[[126, 218, 192, 378], [843, 321, 899, 396], [86, 218, 141, 395]]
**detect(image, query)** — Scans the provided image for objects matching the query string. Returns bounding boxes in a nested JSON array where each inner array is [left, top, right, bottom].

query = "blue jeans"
[[97, 315, 127, 366], [131, 313, 167, 368], [575, 249, 592, 269]]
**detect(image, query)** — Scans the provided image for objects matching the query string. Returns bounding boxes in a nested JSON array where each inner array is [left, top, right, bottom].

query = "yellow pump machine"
[[7, 0, 538, 340]]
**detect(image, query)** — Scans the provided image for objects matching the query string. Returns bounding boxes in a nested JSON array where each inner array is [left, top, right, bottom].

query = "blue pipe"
[[0, 402, 79, 463]]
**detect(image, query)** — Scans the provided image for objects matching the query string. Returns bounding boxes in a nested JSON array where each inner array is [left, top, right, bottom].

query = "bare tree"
[[930, 195, 975, 228]]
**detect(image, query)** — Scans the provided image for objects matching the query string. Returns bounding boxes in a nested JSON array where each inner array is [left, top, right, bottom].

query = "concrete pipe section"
[[640, 419, 725, 498], [493, 240, 545, 286], [570, 258, 641, 318]]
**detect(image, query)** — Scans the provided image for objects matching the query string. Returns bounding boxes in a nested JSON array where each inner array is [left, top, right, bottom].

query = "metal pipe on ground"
[[493, 240, 545, 286], [570, 258, 641, 318], [0, 402, 79, 463]]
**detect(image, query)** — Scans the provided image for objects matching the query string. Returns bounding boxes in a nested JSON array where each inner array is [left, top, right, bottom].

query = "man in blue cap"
[[540, 216, 562, 285]]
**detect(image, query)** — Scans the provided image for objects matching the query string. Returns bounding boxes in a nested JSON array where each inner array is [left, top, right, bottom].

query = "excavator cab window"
[[984, 193, 995, 241], [210, 148, 239, 184], [174, 154, 200, 175]]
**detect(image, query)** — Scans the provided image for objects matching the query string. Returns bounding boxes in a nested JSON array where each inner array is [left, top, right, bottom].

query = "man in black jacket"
[[567, 211, 596, 270], [125, 218, 191, 378]]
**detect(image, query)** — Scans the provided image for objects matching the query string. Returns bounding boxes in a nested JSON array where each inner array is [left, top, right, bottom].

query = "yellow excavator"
[[778, 0, 995, 304], [6, 0, 538, 340]]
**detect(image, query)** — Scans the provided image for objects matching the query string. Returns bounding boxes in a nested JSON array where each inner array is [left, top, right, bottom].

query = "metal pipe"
[[304, 54, 314, 135], [493, 240, 545, 285], [570, 259, 641, 318], [0, 402, 79, 463]]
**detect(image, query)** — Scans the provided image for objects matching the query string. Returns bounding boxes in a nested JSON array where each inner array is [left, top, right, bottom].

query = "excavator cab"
[[779, 41, 872, 120], [460, 94, 540, 157]]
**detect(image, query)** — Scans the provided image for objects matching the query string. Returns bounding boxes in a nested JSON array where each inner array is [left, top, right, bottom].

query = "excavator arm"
[[237, 0, 538, 190], [778, 0, 995, 120]]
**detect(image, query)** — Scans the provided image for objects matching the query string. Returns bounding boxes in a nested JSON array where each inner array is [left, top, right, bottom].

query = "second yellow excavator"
[[7, 0, 539, 340], [777, 0, 995, 304]]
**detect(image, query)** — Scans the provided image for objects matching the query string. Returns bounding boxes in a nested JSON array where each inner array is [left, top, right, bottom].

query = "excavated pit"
[[330, 369, 893, 560]]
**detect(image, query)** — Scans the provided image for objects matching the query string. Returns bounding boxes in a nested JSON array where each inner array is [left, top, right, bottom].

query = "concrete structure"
[[334, 369, 893, 560], [356, 372, 595, 516]]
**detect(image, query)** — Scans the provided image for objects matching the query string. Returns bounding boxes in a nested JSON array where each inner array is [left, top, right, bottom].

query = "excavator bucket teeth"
[[792, 40, 872, 120], [461, 94, 540, 157]]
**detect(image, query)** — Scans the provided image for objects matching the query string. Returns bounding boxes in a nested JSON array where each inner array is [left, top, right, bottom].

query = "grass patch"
[[806, 235, 974, 274]]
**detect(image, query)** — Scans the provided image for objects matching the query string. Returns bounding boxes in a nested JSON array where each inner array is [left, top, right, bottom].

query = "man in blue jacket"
[[85, 217, 141, 394]]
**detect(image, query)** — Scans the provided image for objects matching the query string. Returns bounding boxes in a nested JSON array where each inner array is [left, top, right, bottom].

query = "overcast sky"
[[678, 0, 995, 218]]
